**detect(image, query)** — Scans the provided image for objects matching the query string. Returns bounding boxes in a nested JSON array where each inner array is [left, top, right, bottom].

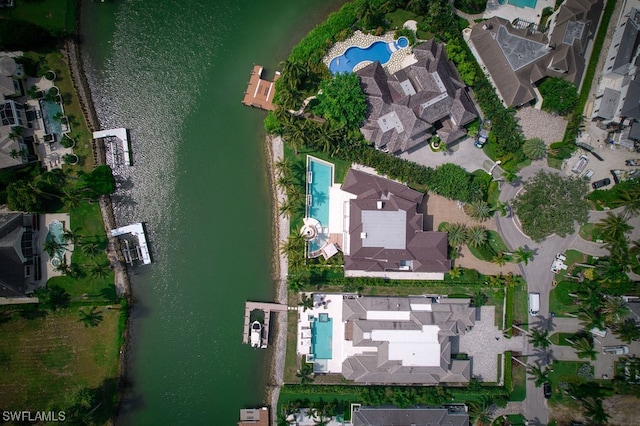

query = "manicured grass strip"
[[0, 307, 120, 415], [549, 332, 575, 346], [504, 351, 512, 392], [0, 0, 76, 34], [510, 361, 527, 402], [505, 285, 514, 335], [549, 281, 581, 316]]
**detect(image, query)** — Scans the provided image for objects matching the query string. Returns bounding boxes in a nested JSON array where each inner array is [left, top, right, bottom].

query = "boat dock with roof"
[[110, 222, 151, 265], [242, 301, 288, 348], [93, 128, 132, 165], [241, 65, 280, 111]]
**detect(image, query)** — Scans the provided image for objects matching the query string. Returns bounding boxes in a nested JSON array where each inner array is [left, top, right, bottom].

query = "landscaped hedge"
[[290, 2, 360, 64]]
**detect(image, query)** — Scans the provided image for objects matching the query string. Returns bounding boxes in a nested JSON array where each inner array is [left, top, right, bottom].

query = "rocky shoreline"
[[263, 134, 290, 425], [64, 19, 133, 421]]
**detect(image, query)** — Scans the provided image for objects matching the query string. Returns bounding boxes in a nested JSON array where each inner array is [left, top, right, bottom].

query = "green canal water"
[[79, 0, 345, 424]]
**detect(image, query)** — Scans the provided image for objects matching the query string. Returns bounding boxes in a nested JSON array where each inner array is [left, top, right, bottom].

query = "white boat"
[[250, 321, 262, 348]]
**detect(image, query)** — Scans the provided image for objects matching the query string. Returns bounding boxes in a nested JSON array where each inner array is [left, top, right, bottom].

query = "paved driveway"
[[400, 136, 491, 173], [459, 306, 526, 383]]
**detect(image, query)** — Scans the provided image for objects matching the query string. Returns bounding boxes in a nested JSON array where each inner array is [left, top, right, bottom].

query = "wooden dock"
[[241, 65, 280, 111], [242, 301, 288, 347]]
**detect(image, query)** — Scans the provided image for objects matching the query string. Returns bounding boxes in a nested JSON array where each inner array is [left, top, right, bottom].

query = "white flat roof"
[[371, 325, 441, 366], [93, 128, 131, 165], [366, 310, 410, 321]]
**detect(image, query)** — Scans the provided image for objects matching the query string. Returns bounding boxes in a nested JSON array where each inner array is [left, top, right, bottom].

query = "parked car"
[[592, 178, 611, 189], [529, 292, 540, 316], [602, 345, 628, 355], [572, 154, 589, 174], [475, 120, 491, 148], [543, 382, 552, 399], [582, 169, 594, 180]]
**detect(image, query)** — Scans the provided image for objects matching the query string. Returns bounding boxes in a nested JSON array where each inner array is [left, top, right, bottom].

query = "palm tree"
[[471, 291, 488, 308], [570, 335, 597, 360], [494, 201, 511, 217], [449, 266, 462, 279], [278, 197, 298, 218], [492, 252, 507, 266], [612, 318, 640, 343], [602, 296, 630, 325], [528, 328, 551, 350], [576, 307, 605, 331], [464, 200, 492, 222], [577, 282, 604, 313], [78, 307, 103, 328], [527, 362, 551, 386], [444, 222, 467, 247], [596, 212, 633, 243], [522, 137, 547, 160], [616, 187, 640, 216], [43, 239, 66, 257], [296, 356, 315, 384], [54, 259, 72, 275], [298, 293, 314, 312], [468, 396, 494, 426], [466, 225, 488, 248], [513, 247, 533, 265], [81, 241, 102, 258], [62, 227, 81, 244], [88, 262, 110, 279], [582, 397, 609, 425]]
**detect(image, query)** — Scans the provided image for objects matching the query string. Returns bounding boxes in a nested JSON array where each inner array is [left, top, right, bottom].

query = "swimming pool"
[[306, 156, 333, 253], [508, 0, 537, 8], [312, 315, 333, 360], [46, 220, 66, 264], [329, 36, 409, 74], [40, 99, 63, 135]]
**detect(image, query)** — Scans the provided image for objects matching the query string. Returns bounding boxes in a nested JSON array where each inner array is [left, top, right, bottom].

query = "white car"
[[602, 345, 628, 355]]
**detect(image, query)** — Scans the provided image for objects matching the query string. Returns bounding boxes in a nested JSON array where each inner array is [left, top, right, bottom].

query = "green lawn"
[[0, 0, 76, 34], [549, 281, 580, 316], [553, 249, 585, 281], [550, 332, 574, 346], [547, 361, 591, 406], [47, 202, 116, 302], [0, 306, 121, 420], [510, 361, 527, 401], [468, 230, 511, 262]]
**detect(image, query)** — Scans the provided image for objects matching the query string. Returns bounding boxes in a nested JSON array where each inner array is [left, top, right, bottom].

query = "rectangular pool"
[[39, 99, 62, 135], [312, 317, 333, 360], [306, 156, 334, 253], [509, 0, 537, 8]]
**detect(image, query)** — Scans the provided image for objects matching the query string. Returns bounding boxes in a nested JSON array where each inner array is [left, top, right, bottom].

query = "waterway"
[[79, 0, 345, 424]]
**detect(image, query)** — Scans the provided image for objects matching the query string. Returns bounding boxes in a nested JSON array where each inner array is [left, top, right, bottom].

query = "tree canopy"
[[513, 170, 590, 241], [314, 72, 367, 130], [539, 77, 578, 116], [78, 165, 116, 197]]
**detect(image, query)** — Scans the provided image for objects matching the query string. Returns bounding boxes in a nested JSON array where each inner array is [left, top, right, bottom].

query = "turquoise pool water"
[[312, 316, 333, 360], [307, 157, 333, 253], [40, 99, 63, 135], [46, 220, 66, 262], [508, 0, 537, 8], [329, 36, 409, 74]]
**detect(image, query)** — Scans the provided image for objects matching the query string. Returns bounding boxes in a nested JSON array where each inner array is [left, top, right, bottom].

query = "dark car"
[[592, 178, 611, 189], [543, 382, 552, 399]]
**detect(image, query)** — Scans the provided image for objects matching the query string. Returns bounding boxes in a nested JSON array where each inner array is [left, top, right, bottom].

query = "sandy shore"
[[263, 134, 290, 424]]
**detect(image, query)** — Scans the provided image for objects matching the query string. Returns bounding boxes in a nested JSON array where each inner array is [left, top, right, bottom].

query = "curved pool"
[[329, 36, 409, 74]]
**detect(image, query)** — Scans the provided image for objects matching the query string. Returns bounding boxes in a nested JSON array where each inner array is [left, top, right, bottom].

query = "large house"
[[296, 294, 475, 385], [592, 3, 640, 148], [0, 213, 39, 298], [341, 168, 451, 280], [0, 53, 31, 170], [351, 406, 469, 426], [468, 0, 603, 107], [356, 40, 478, 154]]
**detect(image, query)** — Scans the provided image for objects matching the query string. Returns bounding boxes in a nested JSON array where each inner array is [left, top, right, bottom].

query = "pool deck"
[[37, 213, 73, 292], [483, 0, 555, 25], [242, 65, 280, 111]]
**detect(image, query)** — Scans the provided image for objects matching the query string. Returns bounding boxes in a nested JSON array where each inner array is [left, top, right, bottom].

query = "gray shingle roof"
[[0, 213, 28, 297], [356, 40, 477, 153], [470, 0, 602, 107], [341, 296, 475, 384]]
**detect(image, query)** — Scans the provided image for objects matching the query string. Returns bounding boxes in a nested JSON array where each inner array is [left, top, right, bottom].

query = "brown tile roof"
[[342, 169, 451, 275]]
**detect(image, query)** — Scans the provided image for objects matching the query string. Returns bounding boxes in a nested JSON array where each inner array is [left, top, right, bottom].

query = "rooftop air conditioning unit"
[[360, 232, 367, 239]]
